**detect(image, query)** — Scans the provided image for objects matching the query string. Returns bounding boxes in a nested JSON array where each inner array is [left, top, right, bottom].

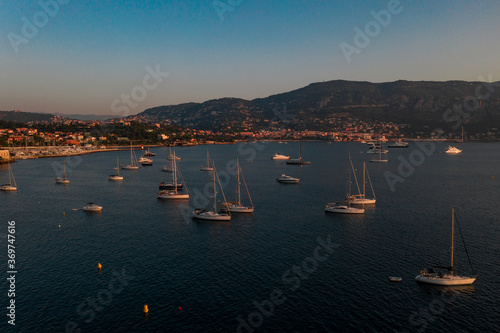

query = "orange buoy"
[[143, 305, 149, 314], [97, 263, 102, 269]]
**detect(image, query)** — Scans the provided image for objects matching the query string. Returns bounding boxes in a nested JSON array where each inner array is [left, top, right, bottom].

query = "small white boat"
[[272, 153, 290, 160], [109, 157, 124, 181], [445, 146, 462, 154], [388, 140, 409, 148], [389, 277, 403, 282], [82, 202, 102, 211], [324, 203, 365, 214], [276, 174, 300, 183], [415, 208, 476, 286], [157, 152, 189, 200], [55, 160, 70, 184], [0, 164, 17, 191], [167, 146, 180, 160], [200, 150, 214, 171]]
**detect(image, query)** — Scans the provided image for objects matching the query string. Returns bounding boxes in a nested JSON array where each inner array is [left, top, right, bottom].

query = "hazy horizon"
[[2, 0, 499, 116]]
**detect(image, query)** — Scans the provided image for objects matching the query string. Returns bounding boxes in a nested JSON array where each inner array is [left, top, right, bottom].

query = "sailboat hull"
[[192, 210, 231, 221], [415, 274, 476, 285], [0, 185, 17, 191], [157, 192, 189, 200], [121, 165, 139, 170], [223, 205, 254, 213]]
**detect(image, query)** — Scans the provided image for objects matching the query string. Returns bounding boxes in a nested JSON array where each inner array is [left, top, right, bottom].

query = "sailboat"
[[55, 159, 70, 184], [144, 147, 156, 156], [415, 208, 477, 285], [193, 162, 231, 221], [286, 140, 311, 165], [122, 143, 139, 170], [369, 147, 388, 162], [109, 157, 124, 181], [347, 160, 376, 205], [456, 126, 467, 143], [200, 149, 214, 171], [325, 156, 364, 214], [220, 159, 254, 213], [0, 164, 17, 191], [157, 152, 189, 199]]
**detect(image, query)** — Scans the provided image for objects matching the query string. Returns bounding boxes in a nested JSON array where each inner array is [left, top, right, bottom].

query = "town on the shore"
[[0, 113, 497, 162]]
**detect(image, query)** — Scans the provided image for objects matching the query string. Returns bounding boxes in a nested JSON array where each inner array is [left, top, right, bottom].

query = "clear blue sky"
[[1, 0, 499, 115]]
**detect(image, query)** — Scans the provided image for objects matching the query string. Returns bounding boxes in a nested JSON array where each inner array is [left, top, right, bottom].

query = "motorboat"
[[82, 202, 102, 212], [139, 156, 153, 166], [272, 153, 290, 160], [388, 140, 409, 148], [276, 174, 300, 183], [445, 146, 462, 154], [144, 148, 156, 156]]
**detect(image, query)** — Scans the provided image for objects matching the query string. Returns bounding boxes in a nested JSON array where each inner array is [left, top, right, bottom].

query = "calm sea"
[[1, 142, 499, 332]]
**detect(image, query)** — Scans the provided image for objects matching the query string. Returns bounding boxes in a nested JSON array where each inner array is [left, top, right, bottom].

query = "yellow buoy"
[[59, 225, 61, 228], [143, 305, 149, 314], [97, 263, 102, 269]]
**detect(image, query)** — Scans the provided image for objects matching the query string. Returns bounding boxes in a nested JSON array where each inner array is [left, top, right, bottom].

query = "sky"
[[1, 0, 499, 116]]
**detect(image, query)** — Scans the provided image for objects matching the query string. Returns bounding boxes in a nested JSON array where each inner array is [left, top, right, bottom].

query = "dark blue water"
[[1, 142, 499, 332]]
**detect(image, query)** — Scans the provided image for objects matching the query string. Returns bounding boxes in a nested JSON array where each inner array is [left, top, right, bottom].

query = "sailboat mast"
[[451, 208, 455, 274], [173, 152, 177, 193], [213, 162, 216, 211], [299, 141, 302, 161], [363, 162, 366, 197], [237, 159, 241, 205]]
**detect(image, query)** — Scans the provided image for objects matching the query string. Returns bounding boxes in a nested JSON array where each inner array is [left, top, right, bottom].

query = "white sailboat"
[[122, 143, 139, 170], [193, 162, 231, 221], [0, 164, 17, 191], [325, 156, 365, 214], [157, 152, 189, 200], [286, 141, 311, 165], [220, 159, 254, 213], [167, 146, 181, 160], [415, 208, 477, 286], [369, 148, 388, 162], [348, 160, 376, 205], [55, 159, 70, 184], [200, 149, 214, 171], [109, 157, 124, 181]]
